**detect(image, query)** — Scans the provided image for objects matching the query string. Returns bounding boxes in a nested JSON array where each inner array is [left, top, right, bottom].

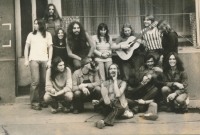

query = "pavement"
[[1, 101, 200, 135]]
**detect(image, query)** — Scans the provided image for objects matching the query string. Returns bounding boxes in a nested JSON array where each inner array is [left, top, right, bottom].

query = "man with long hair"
[[43, 3, 62, 38], [94, 64, 133, 129], [44, 56, 73, 114], [24, 18, 53, 110], [112, 23, 146, 81], [66, 21, 95, 70]]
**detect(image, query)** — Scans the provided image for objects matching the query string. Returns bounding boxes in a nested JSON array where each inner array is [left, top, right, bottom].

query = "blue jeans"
[[29, 60, 47, 106]]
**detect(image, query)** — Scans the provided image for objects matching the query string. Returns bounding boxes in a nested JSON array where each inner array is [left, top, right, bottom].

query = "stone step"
[[15, 95, 30, 104]]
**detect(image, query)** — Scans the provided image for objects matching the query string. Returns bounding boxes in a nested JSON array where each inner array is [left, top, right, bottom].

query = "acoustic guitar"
[[116, 21, 158, 60]]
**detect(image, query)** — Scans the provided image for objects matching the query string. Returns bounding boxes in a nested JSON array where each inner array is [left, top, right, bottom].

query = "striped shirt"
[[142, 27, 162, 50]]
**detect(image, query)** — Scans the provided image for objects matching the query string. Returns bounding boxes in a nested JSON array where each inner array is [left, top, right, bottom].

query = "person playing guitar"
[[112, 23, 146, 82]]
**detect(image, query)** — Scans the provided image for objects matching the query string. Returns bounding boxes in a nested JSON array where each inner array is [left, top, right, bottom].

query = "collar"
[[77, 68, 94, 78]]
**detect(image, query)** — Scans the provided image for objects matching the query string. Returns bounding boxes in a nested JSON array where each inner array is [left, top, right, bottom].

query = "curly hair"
[[33, 19, 46, 38], [120, 23, 134, 38], [51, 56, 66, 81], [54, 27, 66, 46], [97, 23, 110, 43], [66, 21, 87, 49], [44, 3, 61, 22], [163, 52, 184, 73]]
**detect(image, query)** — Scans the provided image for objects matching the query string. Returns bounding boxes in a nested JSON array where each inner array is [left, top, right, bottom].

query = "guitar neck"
[[130, 26, 155, 46]]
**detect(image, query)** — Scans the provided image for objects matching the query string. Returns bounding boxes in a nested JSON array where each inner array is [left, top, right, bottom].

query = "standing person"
[[72, 57, 101, 114], [24, 18, 53, 110], [157, 20, 179, 65], [66, 21, 95, 70], [112, 23, 146, 81], [126, 55, 161, 119], [94, 64, 133, 129], [44, 56, 73, 114], [141, 15, 162, 64], [161, 52, 188, 113], [52, 28, 70, 68], [93, 23, 113, 81], [44, 3, 62, 39]]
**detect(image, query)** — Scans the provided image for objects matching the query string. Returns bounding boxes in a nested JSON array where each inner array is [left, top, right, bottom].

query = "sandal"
[[94, 120, 105, 129]]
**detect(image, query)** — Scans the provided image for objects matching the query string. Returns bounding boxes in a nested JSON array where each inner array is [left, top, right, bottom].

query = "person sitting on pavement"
[[44, 56, 73, 114], [161, 52, 189, 113], [94, 64, 133, 129], [72, 57, 101, 114], [126, 55, 162, 120]]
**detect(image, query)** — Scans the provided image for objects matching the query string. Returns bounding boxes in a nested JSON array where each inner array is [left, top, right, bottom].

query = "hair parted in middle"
[[33, 18, 46, 38], [51, 56, 66, 81], [120, 23, 134, 38], [44, 3, 61, 21], [163, 52, 184, 73], [108, 63, 121, 79], [97, 23, 110, 43], [66, 21, 87, 49]]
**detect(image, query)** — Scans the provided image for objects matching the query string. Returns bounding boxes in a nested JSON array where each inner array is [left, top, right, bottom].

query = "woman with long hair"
[[161, 52, 188, 113], [52, 28, 70, 68], [44, 56, 73, 114], [92, 23, 114, 81], [24, 18, 53, 110]]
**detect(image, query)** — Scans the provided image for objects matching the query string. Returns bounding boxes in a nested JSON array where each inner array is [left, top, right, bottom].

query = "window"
[[61, 0, 195, 46]]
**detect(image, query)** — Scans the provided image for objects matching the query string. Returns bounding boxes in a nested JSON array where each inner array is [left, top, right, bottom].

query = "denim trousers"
[[29, 60, 47, 106]]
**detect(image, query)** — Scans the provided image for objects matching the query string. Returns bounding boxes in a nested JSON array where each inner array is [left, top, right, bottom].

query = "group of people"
[[24, 3, 189, 129]]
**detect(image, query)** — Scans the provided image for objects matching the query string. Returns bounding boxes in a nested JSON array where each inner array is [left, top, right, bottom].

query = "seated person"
[[94, 64, 133, 129], [126, 55, 162, 120], [93, 23, 114, 81], [161, 52, 189, 113], [72, 57, 101, 114], [66, 21, 95, 71], [44, 56, 73, 114]]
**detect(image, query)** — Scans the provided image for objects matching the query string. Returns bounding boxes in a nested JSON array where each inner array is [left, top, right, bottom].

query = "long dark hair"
[[44, 3, 61, 22], [54, 28, 66, 46], [163, 52, 184, 73], [67, 21, 87, 49], [51, 56, 66, 81], [97, 23, 110, 43], [120, 23, 134, 38], [144, 55, 156, 69], [32, 19, 46, 38], [108, 63, 121, 80]]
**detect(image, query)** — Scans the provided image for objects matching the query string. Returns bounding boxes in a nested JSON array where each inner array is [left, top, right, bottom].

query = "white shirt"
[[26, 32, 52, 61]]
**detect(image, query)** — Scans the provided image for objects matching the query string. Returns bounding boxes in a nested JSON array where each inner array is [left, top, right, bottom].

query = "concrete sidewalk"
[[1, 102, 200, 135]]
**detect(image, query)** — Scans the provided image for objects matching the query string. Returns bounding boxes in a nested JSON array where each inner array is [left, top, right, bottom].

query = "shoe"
[[51, 108, 57, 114], [143, 113, 158, 120], [63, 108, 71, 113], [94, 120, 105, 129], [121, 110, 134, 118], [131, 106, 139, 114], [31, 105, 42, 110], [40, 101, 48, 108], [73, 109, 80, 114]]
